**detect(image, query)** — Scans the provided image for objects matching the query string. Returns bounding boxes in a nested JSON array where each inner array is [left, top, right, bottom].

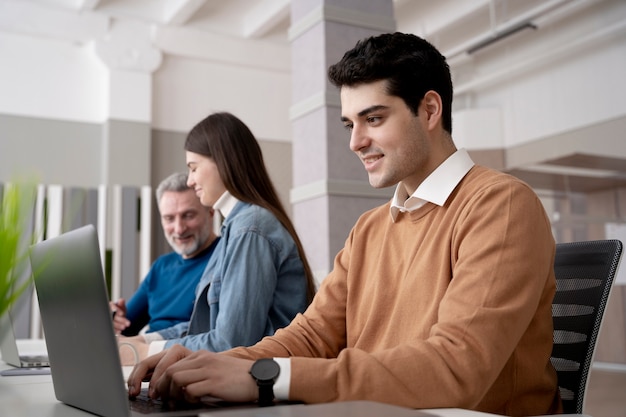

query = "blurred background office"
[[0, 0, 625, 396]]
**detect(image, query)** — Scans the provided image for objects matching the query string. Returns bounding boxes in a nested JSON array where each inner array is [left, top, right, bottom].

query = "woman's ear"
[[422, 90, 443, 131]]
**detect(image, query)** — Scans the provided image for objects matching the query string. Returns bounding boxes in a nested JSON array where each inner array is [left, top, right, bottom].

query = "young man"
[[110, 172, 219, 335], [127, 33, 562, 415]]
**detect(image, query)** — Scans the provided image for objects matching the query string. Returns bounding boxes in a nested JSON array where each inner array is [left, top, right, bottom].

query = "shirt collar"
[[212, 190, 239, 220], [390, 148, 475, 222]]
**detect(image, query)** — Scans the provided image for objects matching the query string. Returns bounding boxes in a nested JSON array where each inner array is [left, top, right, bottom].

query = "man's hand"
[[117, 335, 150, 366], [128, 345, 257, 404], [110, 298, 131, 334]]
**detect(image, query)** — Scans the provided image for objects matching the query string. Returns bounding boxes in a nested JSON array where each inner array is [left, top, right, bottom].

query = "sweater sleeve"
[[123, 270, 152, 335]]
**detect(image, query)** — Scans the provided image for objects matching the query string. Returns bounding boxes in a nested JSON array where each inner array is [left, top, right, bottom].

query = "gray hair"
[[155, 172, 190, 203]]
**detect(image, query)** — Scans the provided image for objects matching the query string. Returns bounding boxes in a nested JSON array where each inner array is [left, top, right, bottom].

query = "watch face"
[[251, 358, 280, 381]]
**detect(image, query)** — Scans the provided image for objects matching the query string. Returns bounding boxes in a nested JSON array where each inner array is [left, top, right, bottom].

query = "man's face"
[[159, 189, 213, 258], [340, 80, 431, 196]]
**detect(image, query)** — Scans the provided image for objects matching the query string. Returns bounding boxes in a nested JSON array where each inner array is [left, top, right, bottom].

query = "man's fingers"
[[150, 346, 190, 382], [127, 350, 167, 397], [150, 352, 256, 404]]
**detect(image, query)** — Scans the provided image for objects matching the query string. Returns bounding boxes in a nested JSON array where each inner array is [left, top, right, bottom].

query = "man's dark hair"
[[328, 32, 453, 134]]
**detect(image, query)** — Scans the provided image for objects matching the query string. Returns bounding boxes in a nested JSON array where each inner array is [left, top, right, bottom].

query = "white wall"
[[0, 25, 293, 187], [153, 55, 292, 140], [0, 32, 108, 123], [467, 19, 626, 148]]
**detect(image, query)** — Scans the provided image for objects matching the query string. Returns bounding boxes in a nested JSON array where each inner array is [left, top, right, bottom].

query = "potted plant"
[[0, 180, 38, 320]]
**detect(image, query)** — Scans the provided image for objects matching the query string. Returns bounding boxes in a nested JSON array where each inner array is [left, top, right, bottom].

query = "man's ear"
[[422, 90, 443, 131]]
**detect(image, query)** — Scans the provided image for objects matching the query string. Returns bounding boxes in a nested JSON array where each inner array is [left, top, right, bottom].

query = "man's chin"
[[368, 177, 390, 189], [172, 244, 197, 257]]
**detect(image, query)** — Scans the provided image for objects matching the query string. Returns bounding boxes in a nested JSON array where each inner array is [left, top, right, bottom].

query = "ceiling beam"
[[164, 0, 208, 26], [242, 0, 290, 38], [0, 0, 108, 43]]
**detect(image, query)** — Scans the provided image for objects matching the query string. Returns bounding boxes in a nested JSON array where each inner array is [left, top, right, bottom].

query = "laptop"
[[29, 224, 238, 417], [0, 309, 50, 370]]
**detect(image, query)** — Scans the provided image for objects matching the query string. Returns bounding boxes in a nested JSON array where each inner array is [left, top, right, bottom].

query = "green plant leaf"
[[0, 179, 39, 318]]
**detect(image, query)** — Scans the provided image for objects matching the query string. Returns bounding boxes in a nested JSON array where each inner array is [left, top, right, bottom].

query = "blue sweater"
[[122, 238, 220, 335]]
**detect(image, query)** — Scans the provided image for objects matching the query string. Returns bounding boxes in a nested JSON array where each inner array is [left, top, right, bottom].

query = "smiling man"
[[110, 172, 219, 335], [128, 32, 562, 416]]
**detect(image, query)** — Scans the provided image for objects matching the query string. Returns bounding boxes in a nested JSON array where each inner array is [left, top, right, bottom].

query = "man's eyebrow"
[[341, 104, 389, 122]]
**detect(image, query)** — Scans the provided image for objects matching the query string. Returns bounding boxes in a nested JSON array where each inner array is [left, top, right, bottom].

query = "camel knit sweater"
[[227, 165, 562, 416]]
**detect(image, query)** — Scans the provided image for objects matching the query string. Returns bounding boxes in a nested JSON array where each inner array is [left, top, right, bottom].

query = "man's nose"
[[173, 217, 187, 234], [349, 124, 369, 153]]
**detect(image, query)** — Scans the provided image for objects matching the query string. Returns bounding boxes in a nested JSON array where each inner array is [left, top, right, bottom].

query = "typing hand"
[[128, 345, 257, 404]]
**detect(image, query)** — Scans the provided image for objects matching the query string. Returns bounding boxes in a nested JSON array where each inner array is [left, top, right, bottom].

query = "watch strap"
[[257, 381, 275, 407]]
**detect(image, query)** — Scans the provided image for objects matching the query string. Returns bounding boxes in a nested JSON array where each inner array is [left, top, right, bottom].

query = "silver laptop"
[[0, 309, 49, 369], [29, 224, 236, 417]]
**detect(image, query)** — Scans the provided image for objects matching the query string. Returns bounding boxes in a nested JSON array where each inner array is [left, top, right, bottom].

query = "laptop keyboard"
[[129, 388, 207, 414], [21, 354, 50, 366]]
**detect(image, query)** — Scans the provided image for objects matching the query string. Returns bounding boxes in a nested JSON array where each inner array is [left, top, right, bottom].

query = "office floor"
[[584, 368, 626, 417]]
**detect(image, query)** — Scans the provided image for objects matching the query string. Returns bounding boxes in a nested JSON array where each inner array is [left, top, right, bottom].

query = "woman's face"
[[186, 151, 227, 207]]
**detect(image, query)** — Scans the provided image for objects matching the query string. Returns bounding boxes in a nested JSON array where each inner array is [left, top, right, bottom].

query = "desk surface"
[[0, 339, 561, 417]]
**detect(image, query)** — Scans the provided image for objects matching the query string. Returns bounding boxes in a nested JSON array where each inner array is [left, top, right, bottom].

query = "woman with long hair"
[[151, 112, 315, 353]]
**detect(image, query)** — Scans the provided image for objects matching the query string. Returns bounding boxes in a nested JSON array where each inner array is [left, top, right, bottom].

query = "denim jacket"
[[157, 201, 309, 351]]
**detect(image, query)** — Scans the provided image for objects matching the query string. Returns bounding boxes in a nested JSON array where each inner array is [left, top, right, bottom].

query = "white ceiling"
[[1, 0, 292, 43], [93, 0, 292, 41], [3, 0, 606, 67], [2, 0, 626, 194], [2, 0, 582, 46]]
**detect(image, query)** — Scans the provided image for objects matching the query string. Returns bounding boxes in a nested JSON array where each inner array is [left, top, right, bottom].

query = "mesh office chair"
[[551, 239, 623, 414]]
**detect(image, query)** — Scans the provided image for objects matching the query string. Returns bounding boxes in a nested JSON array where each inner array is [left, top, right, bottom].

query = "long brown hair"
[[185, 112, 316, 302]]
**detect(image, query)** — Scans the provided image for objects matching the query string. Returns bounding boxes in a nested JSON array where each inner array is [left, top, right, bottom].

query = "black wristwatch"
[[249, 358, 280, 407]]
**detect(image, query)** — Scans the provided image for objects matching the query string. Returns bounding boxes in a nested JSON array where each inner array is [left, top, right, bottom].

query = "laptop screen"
[[29, 225, 131, 417]]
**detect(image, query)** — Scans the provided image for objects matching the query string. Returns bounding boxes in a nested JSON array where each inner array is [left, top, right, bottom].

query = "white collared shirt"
[[390, 148, 474, 221], [212, 190, 238, 221]]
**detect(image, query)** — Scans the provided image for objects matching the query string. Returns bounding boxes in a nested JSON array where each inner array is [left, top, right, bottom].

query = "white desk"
[[0, 339, 90, 417], [0, 342, 493, 417], [1, 340, 581, 417], [0, 367, 498, 417]]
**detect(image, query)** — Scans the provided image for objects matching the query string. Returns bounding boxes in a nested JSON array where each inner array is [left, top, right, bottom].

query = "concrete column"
[[289, 0, 396, 283]]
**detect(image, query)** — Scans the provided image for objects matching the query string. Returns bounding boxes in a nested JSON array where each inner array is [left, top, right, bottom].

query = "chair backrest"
[[551, 239, 623, 414]]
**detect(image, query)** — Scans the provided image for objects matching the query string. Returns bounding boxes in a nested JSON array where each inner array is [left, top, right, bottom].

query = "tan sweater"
[[228, 166, 562, 416]]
